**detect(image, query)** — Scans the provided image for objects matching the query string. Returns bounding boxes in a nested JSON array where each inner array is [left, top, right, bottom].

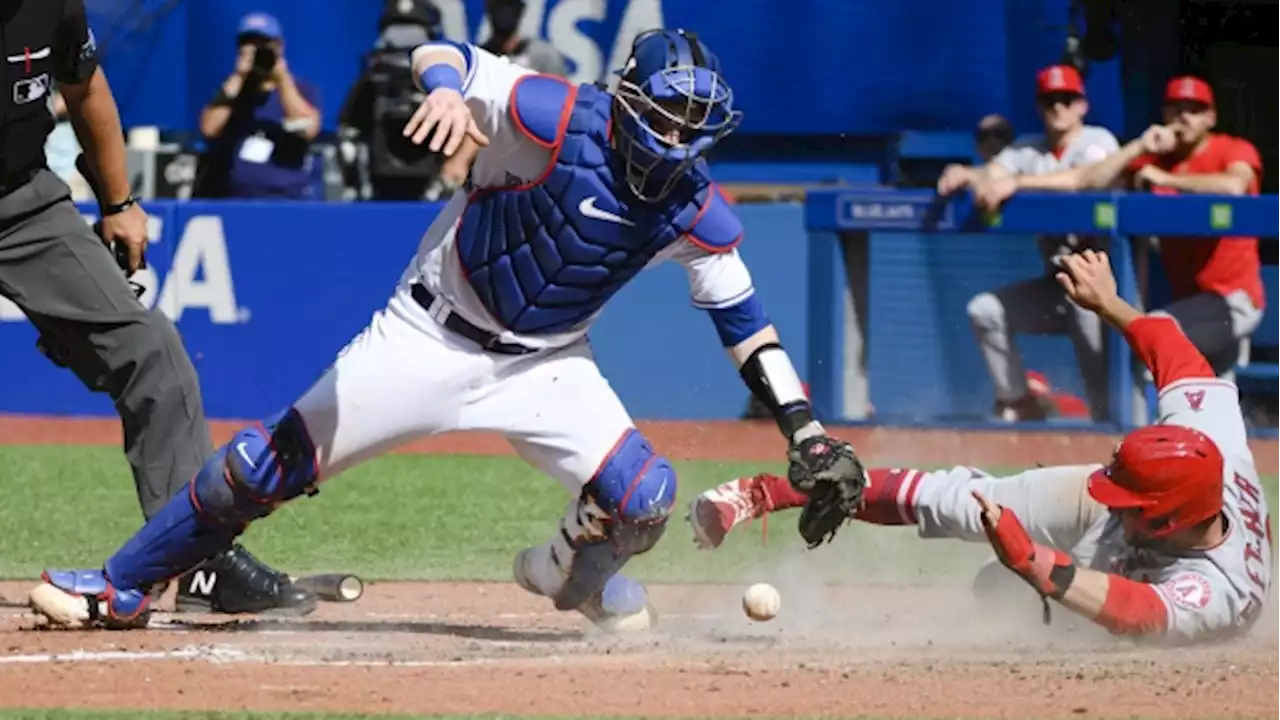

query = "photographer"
[[336, 0, 447, 201], [481, 0, 567, 77], [195, 12, 322, 199]]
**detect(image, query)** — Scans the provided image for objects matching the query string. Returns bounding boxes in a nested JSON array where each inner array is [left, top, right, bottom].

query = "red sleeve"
[[1126, 153, 1157, 174], [1096, 575, 1168, 637], [1222, 138, 1262, 192], [1124, 316, 1215, 390]]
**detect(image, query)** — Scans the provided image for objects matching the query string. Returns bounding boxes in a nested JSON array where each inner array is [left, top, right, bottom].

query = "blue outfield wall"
[[1, 195, 1272, 424], [0, 201, 807, 421]]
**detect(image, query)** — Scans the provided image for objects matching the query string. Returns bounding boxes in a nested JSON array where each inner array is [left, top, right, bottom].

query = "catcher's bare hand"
[[402, 88, 490, 156]]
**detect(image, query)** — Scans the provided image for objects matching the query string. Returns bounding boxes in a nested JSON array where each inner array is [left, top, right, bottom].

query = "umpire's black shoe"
[[174, 544, 317, 616]]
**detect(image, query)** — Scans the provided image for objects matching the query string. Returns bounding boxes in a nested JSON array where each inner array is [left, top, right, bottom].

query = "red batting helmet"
[[1087, 425, 1224, 539]]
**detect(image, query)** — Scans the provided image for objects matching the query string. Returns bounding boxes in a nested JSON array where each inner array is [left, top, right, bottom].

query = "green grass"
[[2, 448, 1272, 720], [1, 446, 1276, 587]]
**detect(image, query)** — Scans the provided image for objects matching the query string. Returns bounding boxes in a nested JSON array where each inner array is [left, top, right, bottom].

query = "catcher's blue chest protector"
[[455, 75, 742, 335]]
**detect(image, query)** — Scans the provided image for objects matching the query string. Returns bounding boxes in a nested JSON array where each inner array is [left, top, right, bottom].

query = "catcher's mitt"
[[787, 435, 867, 548]]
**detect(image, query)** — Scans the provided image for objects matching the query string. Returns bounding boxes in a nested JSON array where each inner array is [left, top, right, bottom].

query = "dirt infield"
[[0, 414, 1276, 718], [0, 581, 1275, 718]]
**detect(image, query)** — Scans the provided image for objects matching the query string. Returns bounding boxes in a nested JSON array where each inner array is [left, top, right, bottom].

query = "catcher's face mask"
[[612, 29, 741, 203]]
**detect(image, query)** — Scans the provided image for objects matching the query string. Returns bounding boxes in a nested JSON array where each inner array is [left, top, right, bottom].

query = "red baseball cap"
[[1036, 65, 1085, 96], [1165, 76, 1215, 107]]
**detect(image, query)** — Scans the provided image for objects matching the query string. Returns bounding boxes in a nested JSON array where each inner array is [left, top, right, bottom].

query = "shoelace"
[[727, 478, 772, 546]]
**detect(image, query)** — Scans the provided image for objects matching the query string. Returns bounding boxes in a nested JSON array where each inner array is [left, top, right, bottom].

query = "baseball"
[[742, 582, 781, 622]]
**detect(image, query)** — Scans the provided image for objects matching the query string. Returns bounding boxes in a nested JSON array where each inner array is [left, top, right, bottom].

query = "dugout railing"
[[803, 188, 1279, 436]]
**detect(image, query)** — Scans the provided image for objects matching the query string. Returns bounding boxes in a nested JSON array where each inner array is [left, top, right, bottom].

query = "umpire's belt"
[[411, 283, 537, 356]]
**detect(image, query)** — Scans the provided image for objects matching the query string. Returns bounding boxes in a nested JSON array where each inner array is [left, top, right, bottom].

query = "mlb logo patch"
[[13, 73, 49, 105], [81, 28, 98, 62]]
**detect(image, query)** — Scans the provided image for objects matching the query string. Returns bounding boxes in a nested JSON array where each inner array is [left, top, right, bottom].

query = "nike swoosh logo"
[[235, 442, 256, 470], [578, 196, 634, 227]]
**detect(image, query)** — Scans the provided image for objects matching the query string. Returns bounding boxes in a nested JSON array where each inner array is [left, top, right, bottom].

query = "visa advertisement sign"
[[89, 0, 1118, 137], [0, 200, 807, 421]]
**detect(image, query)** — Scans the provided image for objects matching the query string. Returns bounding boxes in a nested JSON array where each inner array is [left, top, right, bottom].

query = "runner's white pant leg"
[[912, 465, 1108, 551]]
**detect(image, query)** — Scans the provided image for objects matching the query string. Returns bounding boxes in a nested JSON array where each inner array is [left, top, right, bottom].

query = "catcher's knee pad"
[[552, 430, 676, 611], [589, 428, 677, 528], [193, 407, 320, 525]]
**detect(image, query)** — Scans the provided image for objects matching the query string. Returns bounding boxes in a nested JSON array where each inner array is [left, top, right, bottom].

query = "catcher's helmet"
[[612, 28, 741, 202], [1087, 424, 1224, 539]]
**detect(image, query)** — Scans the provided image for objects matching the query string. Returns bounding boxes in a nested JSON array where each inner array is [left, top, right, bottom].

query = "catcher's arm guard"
[[733, 335, 868, 547]]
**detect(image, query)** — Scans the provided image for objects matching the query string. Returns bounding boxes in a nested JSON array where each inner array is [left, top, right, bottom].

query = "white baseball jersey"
[[910, 325, 1270, 644], [1079, 374, 1273, 644], [993, 124, 1119, 176], [404, 47, 755, 352], [992, 125, 1120, 268]]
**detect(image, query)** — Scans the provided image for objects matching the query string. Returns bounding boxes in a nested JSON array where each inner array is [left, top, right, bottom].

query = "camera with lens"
[[252, 42, 278, 75], [335, 0, 449, 199]]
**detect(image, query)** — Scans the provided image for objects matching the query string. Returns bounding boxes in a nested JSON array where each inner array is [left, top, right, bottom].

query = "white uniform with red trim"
[[992, 125, 1119, 176], [897, 319, 1271, 643], [1084, 369, 1273, 642], [291, 47, 756, 489]]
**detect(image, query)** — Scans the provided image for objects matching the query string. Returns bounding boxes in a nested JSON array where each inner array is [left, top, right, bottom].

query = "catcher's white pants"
[[292, 282, 635, 490], [909, 465, 1110, 565], [290, 283, 642, 598]]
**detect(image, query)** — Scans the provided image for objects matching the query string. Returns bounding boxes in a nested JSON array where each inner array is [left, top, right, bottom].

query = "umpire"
[[1, 1, 314, 616]]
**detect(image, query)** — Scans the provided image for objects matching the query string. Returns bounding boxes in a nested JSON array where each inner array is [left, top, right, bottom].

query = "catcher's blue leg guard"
[[101, 407, 319, 591], [553, 429, 676, 613], [35, 569, 152, 629]]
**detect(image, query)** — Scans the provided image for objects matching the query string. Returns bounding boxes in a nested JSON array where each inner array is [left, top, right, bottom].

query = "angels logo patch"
[[1162, 572, 1212, 610]]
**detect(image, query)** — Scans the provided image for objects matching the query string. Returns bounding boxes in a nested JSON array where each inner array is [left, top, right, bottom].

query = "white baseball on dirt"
[[742, 582, 781, 622]]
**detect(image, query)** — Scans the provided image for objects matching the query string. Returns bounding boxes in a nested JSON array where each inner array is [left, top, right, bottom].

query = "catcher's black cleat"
[[175, 544, 316, 617]]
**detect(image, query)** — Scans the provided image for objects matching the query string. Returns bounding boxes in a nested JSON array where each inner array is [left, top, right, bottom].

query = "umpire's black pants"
[[0, 170, 213, 518]]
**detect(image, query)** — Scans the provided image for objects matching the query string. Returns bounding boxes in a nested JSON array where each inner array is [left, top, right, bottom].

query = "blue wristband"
[[420, 63, 463, 93]]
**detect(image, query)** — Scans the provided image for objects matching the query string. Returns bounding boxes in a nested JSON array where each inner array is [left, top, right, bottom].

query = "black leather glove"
[[787, 435, 868, 548]]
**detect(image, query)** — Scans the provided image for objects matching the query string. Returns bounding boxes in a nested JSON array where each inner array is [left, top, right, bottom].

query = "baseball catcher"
[[691, 250, 1272, 645], [27, 28, 867, 633]]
